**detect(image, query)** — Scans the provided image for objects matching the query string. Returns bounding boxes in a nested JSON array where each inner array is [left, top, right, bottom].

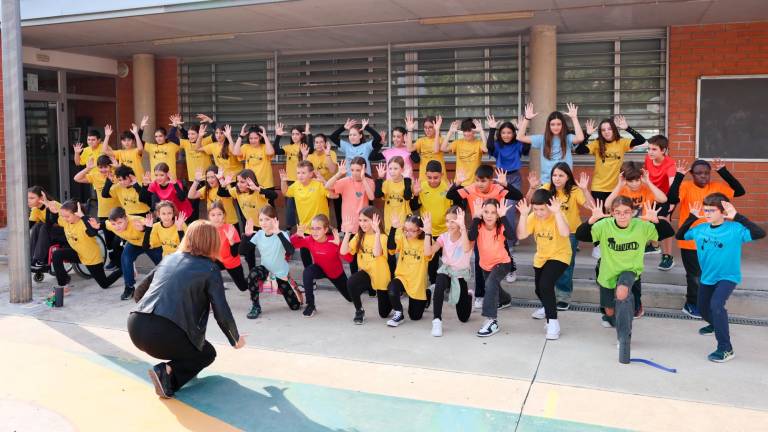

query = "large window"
[[179, 59, 274, 129]]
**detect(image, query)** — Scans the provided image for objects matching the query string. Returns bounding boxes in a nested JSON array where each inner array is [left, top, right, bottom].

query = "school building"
[[2, 0, 768, 225]]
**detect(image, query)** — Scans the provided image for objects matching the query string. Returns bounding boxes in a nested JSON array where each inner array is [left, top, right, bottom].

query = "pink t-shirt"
[[437, 232, 471, 270], [382, 147, 413, 179], [476, 224, 511, 272], [333, 176, 374, 232], [148, 180, 193, 219]]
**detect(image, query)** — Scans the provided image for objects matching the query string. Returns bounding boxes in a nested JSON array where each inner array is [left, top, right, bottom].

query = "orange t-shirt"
[[618, 185, 657, 217], [476, 223, 511, 272], [217, 224, 242, 269], [677, 181, 735, 250]]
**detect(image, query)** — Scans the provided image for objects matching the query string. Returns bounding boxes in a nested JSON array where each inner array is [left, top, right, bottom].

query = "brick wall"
[[116, 57, 178, 135], [669, 21, 768, 221]]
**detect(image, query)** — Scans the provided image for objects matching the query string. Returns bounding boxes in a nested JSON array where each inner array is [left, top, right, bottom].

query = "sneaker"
[[601, 314, 615, 328], [682, 303, 702, 319], [120, 286, 135, 301], [105, 260, 118, 271], [708, 349, 735, 363], [531, 307, 546, 320], [699, 324, 715, 336], [545, 319, 560, 340], [425, 286, 433, 310], [498, 300, 512, 310], [431, 318, 443, 337], [592, 245, 601, 259], [644, 244, 661, 255], [505, 271, 517, 283], [657, 254, 675, 271], [473, 297, 484, 310], [302, 304, 316, 317], [353, 309, 365, 325], [148, 363, 173, 399], [368, 288, 376, 297], [556, 301, 570, 311], [477, 319, 499, 337], [387, 311, 405, 327], [634, 304, 645, 319], [31, 260, 47, 271], [247, 304, 262, 319]]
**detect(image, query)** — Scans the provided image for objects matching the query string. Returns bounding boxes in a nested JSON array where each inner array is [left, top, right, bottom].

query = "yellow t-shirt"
[[109, 184, 150, 215], [113, 148, 144, 180], [86, 170, 120, 218], [29, 202, 59, 224], [106, 216, 146, 247], [202, 186, 239, 225], [180, 138, 213, 182], [202, 143, 243, 178], [77, 144, 105, 166], [144, 143, 181, 179], [150, 222, 185, 256], [305, 150, 338, 181], [349, 233, 391, 291], [286, 179, 329, 227], [417, 180, 451, 236], [392, 233, 430, 300], [587, 138, 632, 192], [449, 139, 483, 186], [282, 143, 301, 181], [239, 144, 275, 188], [525, 213, 572, 268], [381, 179, 410, 232], [541, 184, 586, 234], [229, 187, 269, 227], [415, 136, 444, 179], [58, 218, 103, 265]]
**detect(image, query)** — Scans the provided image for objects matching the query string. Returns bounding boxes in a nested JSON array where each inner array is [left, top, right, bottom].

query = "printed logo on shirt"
[[385, 193, 404, 207], [535, 231, 554, 242], [601, 151, 622, 162], [606, 237, 639, 252], [401, 246, 422, 261], [355, 192, 363, 198], [152, 148, 170, 158], [699, 237, 724, 250]]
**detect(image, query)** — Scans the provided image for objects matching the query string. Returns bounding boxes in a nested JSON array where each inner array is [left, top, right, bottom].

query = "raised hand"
[[169, 114, 183, 127], [497, 200, 514, 217], [379, 130, 387, 145], [279, 169, 288, 183], [216, 167, 225, 180], [617, 172, 627, 189], [341, 215, 353, 233], [391, 213, 402, 230], [576, 171, 591, 190], [486, 114, 498, 129], [223, 175, 233, 186], [641, 168, 651, 184], [304, 122, 311, 135], [640, 201, 660, 223], [614, 114, 628, 130], [405, 114, 416, 132], [515, 199, 531, 216], [144, 213, 154, 228], [527, 171, 540, 189], [371, 213, 381, 233], [454, 169, 467, 186], [109, 156, 119, 168], [336, 159, 348, 176], [411, 177, 421, 195], [246, 178, 260, 192], [194, 168, 204, 182], [104, 124, 113, 139], [198, 123, 207, 137], [74, 143, 83, 154], [448, 120, 461, 134], [196, 113, 213, 123], [140, 115, 150, 130], [675, 159, 689, 175], [300, 143, 310, 158], [565, 102, 579, 118], [434, 115, 443, 130], [75, 202, 85, 217], [296, 224, 305, 237], [585, 119, 596, 136], [422, 212, 433, 234], [455, 208, 466, 227], [258, 126, 267, 138], [244, 218, 255, 236], [142, 172, 151, 186], [176, 211, 187, 229], [472, 198, 484, 219], [343, 118, 356, 130], [130, 122, 140, 136], [546, 197, 563, 214], [494, 167, 508, 186], [721, 201, 737, 219], [524, 102, 538, 120], [223, 124, 233, 139], [87, 218, 101, 230], [224, 225, 237, 244], [332, 228, 341, 244], [472, 119, 483, 132], [588, 200, 607, 221], [239, 123, 248, 137], [275, 122, 285, 136], [360, 118, 370, 130], [688, 201, 703, 218], [375, 162, 387, 179], [85, 157, 95, 170], [712, 158, 726, 171]]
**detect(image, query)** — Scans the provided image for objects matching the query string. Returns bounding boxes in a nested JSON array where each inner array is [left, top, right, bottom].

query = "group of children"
[[26, 106, 763, 364]]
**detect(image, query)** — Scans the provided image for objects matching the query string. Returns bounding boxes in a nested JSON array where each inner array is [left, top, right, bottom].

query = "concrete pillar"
[[527, 25, 557, 177], [132, 53, 156, 139]]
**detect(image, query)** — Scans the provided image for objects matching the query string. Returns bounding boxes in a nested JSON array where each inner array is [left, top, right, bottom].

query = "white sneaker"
[[505, 271, 517, 283], [431, 318, 443, 337], [592, 245, 601, 259], [473, 297, 484, 310], [477, 319, 499, 337], [546, 319, 561, 340], [387, 311, 405, 327], [531, 307, 546, 320]]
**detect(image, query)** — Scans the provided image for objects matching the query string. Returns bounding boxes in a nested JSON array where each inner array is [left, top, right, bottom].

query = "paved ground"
[[0, 264, 767, 431]]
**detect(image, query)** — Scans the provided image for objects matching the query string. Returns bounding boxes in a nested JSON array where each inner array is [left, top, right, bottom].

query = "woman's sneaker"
[[477, 319, 499, 337], [657, 254, 675, 271], [545, 319, 560, 340], [708, 349, 735, 363], [473, 297, 484, 310], [531, 307, 546, 320], [247, 304, 262, 319], [505, 271, 517, 283], [353, 309, 365, 325], [699, 324, 715, 336], [431, 318, 443, 337], [387, 311, 405, 327], [303, 304, 316, 317], [120, 286, 135, 301], [556, 301, 570, 311]]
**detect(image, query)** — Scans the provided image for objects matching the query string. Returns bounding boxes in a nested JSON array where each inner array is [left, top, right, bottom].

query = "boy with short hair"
[[644, 135, 677, 270], [441, 118, 487, 186], [102, 165, 152, 217], [103, 122, 145, 181]]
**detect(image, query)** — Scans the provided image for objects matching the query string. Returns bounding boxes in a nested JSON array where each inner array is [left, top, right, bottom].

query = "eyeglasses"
[[702, 208, 718, 214], [309, 226, 325, 231]]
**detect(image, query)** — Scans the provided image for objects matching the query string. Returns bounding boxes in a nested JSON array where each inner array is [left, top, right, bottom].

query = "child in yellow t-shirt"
[[280, 161, 330, 267], [27, 186, 67, 269], [275, 122, 308, 227], [442, 118, 487, 186], [149, 200, 187, 257], [102, 165, 151, 216], [405, 114, 444, 179], [233, 125, 276, 189], [187, 165, 239, 225], [106, 207, 162, 300], [195, 122, 243, 178], [103, 123, 145, 181], [374, 156, 413, 277]]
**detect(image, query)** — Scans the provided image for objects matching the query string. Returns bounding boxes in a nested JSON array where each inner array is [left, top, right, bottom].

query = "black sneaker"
[[31, 260, 47, 271], [657, 254, 675, 271], [644, 244, 661, 255], [353, 308, 365, 325], [556, 301, 570, 311], [698, 324, 715, 336], [368, 288, 376, 297], [601, 314, 615, 328], [105, 260, 118, 271], [303, 304, 316, 317], [120, 286, 135, 301], [425, 287, 432, 310], [497, 300, 512, 310], [708, 349, 735, 363], [247, 304, 262, 319], [148, 363, 173, 398]]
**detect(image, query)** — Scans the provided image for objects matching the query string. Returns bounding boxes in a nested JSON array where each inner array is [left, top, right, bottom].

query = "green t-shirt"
[[591, 218, 658, 288]]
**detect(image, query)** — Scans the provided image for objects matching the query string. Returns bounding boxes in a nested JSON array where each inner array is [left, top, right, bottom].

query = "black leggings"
[[387, 278, 427, 321], [99, 217, 120, 265], [239, 232, 258, 272], [52, 247, 122, 288], [433, 273, 472, 322], [302, 264, 350, 307], [332, 198, 342, 229], [218, 263, 256, 304], [29, 223, 66, 263], [534, 260, 569, 320], [427, 236, 440, 284], [347, 270, 381, 311], [128, 312, 216, 393]]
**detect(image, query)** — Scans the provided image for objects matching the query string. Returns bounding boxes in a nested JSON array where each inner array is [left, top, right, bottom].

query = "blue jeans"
[[555, 234, 578, 302], [698, 280, 737, 352], [121, 243, 162, 287], [504, 170, 522, 246]]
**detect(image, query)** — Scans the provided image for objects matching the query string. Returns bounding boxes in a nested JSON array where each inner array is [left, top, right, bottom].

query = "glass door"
[[25, 100, 61, 200]]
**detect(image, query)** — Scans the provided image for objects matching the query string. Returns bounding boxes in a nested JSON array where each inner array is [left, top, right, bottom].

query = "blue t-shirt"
[[684, 221, 752, 285], [491, 139, 525, 171], [341, 140, 374, 176], [250, 231, 291, 279], [530, 134, 575, 183]]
